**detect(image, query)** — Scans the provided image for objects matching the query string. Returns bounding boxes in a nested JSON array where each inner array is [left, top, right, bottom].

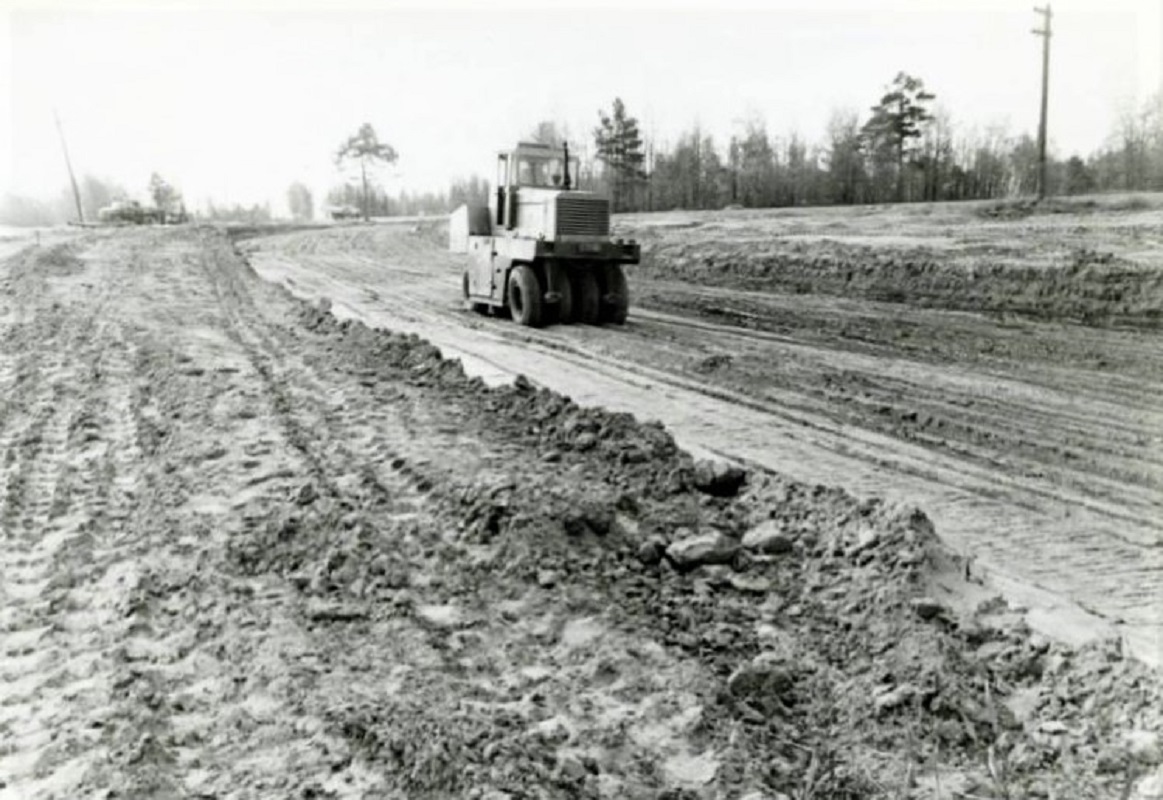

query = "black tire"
[[462, 270, 488, 314], [543, 262, 573, 324], [600, 264, 630, 325], [573, 269, 601, 325], [507, 264, 543, 327]]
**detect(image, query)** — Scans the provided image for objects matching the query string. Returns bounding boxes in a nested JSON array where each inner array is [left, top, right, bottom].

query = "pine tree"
[[593, 98, 647, 212], [335, 123, 398, 221], [861, 73, 936, 201]]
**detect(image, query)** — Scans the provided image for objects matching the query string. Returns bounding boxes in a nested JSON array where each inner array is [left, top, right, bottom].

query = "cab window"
[[517, 158, 549, 187], [516, 155, 579, 188]]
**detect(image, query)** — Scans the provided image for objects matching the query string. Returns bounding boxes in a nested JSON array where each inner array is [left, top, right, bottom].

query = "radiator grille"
[[555, 196, 610, 237]]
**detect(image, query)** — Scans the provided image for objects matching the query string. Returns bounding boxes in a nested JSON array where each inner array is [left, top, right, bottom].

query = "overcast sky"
[[2, 0, 1160, 213]]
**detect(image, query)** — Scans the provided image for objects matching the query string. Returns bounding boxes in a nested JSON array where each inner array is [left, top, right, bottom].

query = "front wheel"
[[508, 264, 544, 327]]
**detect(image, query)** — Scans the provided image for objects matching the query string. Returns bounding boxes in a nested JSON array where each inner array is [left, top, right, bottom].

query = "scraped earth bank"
[[2, 227, 1161, 798], [623, 198, 1163, 326]]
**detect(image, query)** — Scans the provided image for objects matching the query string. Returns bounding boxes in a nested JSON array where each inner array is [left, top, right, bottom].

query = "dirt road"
[[3, 225, 1161, 798], [243, 211, 1162, 666]]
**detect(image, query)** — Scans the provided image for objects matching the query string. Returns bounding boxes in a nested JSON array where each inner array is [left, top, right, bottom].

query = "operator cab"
[[498, 142, 580, 190], [494, 141, 580, 229]]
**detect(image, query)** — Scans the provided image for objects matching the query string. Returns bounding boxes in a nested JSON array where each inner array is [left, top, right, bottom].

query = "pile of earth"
[[221, 242, 1163, 798], [975, 196, 1154, 220], [623, 226, 1163, 328]]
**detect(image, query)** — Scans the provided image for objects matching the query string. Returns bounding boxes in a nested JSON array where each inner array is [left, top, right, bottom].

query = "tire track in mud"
[[203, 240, 461, 513], [0, 260, 146, 798], [0, 231, 468, 797], [0, 341, 79, 794], [192, 237, 503, 791], [77, 231, 475, 796], [638, 304, 1163, 493], [59, 234, 354, 797]]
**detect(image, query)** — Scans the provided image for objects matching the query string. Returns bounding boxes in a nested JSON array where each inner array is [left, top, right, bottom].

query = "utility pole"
[[53, 109, 85, 223], [1032, 5, 1052, 200]]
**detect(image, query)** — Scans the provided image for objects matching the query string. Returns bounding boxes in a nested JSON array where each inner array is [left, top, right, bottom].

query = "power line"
[[1032, 5, 1052, 200]]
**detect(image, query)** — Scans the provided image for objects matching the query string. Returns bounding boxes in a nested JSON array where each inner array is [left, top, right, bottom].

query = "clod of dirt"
[[665, 530, 740, 571], [873, 683, 918, 714], [740, 520, 794, 554], [693, 459, 747, 497], [305, 597, 369, 622], [295, 482, 319, 505], [637, 536, 668, 566], [562, 503, 614, 537], [695, 353, 734, 373], [727, 652, 796, 703], [910, 596, 948, 621]]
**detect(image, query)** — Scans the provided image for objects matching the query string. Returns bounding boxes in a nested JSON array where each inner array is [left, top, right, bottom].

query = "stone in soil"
[[665, 530, 740, 571], [693, 459, 747, 497], [741, 520, 794, 555]]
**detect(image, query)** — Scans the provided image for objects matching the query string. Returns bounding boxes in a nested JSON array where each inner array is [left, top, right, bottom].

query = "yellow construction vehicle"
[[449, 142, 638, 327]]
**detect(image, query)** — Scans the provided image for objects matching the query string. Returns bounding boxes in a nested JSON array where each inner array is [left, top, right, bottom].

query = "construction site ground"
[[242, 198, 1163, 663], [0, 197, 1161, 799]]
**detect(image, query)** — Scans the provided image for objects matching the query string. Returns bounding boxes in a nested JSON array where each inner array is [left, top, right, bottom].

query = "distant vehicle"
[[329, 205, 361, 221], [449, 141, 638, 327], [166, 204, 190, 225], [97, 200, 161, 225]]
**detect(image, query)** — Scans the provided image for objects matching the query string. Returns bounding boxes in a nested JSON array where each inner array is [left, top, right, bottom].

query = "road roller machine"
[[449, 141, 638, 327]]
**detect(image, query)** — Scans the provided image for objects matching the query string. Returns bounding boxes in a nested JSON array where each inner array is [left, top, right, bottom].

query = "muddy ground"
[[0, 215, 1160, 799], [239, 200, 1162, 668]]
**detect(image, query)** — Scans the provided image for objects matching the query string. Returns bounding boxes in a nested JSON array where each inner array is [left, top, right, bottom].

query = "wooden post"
[[54, 109, 85, 223], [1033, 6, 1053, 200]]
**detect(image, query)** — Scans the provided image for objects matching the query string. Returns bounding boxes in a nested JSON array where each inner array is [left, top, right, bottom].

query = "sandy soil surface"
[[241, 206, 1162, 668], [3, 225, 1161, 798]]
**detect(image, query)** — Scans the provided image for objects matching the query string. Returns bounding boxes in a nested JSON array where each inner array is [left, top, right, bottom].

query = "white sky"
[[2, 0, 1160, 213]]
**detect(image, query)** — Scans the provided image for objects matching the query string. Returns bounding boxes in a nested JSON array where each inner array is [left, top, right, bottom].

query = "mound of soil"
[[630, 234, 1163, 327]]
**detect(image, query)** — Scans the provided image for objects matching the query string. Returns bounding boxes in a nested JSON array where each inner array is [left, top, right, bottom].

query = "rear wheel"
[[573, 270, 601, 325], [507, 264, 543, 327], [600, 264, 630, 325], [543, 262, 574, 324]]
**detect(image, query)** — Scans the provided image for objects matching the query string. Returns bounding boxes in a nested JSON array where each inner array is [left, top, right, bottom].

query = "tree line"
[[319, 78, 1162, 220], [593, 76, 1163, 212], [5, 77, 1160, 227]]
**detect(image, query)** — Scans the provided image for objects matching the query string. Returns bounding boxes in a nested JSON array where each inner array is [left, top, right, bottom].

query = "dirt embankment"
[[621, 202, 1163, 327], [2, 229, 1161, 799]]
